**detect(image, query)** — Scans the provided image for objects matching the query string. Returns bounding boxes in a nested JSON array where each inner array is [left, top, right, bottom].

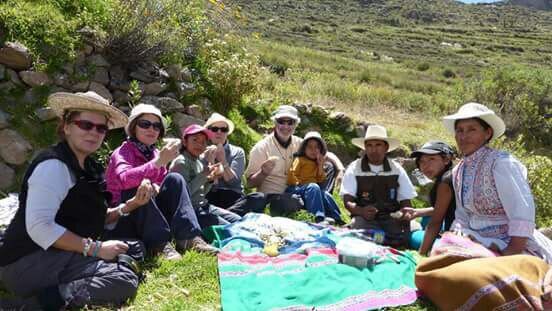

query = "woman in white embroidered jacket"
[[443, 102, 552, 263]]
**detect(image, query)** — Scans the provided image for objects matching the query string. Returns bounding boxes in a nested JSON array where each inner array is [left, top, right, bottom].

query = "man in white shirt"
[[340, 125, 417, 247]]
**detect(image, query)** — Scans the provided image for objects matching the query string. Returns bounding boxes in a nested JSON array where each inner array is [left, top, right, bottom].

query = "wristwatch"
[[117, 203, 130, 217]]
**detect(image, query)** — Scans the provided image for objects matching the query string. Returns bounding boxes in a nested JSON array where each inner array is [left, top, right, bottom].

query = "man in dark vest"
[[340, 125, 417, 247]]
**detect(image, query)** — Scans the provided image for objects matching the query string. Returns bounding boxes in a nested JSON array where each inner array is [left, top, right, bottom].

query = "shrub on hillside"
[[417, 62, 430, 71], [456, 66, 552, 149], [104, 0, 207, 66], [442, 68, 456, 78], [197, 35, 262, 113]]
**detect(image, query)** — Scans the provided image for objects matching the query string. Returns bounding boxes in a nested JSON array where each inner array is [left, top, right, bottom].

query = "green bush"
[[197, 35, 262, 113], [417, 62, 430, 71], [442, 68, 456, 78], [455, 66, 552, 149]]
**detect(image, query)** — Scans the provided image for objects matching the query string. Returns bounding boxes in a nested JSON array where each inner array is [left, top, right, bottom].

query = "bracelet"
[[92, 241, 101, 257], [117, 203, 129, 217], [82, 238, 93, 257]]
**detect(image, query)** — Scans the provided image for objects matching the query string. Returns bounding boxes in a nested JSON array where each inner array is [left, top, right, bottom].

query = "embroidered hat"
[[125, 103, 165, 136], [443, 102, 505, 140], [410, 140, 455, 158], [181, 124, 214, 140], [271, 105, 301, 123], [204, 112, 235, 135], [48, 91, 127, 129], [352, 124, 400, 152]]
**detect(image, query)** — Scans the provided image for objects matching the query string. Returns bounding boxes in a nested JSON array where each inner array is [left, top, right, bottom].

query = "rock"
[[330, 111, 353, 130], [540, 227, 552, 240], [0, 161, 15, 190], [0, 81, 17, 92], [0, 129, 33, 165], [35, 107, 57, 121], [172, 112, 203, 130], [91, 67, 110, 85], [140, 96, 184, 114], [129, 63, 159, 83], [142, 82, 166, 96], [176, 82, 195, 97], [0, 42, 32, 70], [158, 68, 170, 80], [22, 88, 40, 105], [19, 71, 51, 87], [355, 125, 366, 137], [311, 105, 329, 117], [87, 54, 110, 67], [89, 82, 113, 102], [62, 63, 74, 75], [195, 97, 213, 110], [74, 51, 87, 67], [7, 69, 23, 86], [166, 64, 182, 80], [72, 81, 90, 92], [53, 73, 72, 89], [181, 67, 193, 82], [0, 110, 11, 129], [83, 44, 94, 55], [163, 92, 178, 99], [292, 102, 309, 115], [109, 66, 130, 92], [0, 64, 5, 81], [185, 104, 205, 120], [112, 90, 130, 105]]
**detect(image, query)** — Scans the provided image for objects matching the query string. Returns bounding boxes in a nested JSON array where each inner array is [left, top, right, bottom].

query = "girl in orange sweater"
[[286, 131, 343, 225]]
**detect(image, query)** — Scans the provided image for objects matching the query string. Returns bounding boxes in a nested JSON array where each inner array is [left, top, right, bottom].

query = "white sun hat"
[[443, 102, 505, 140], [204, 112, 235, 135], [271, 105, 301, 123], [352, 124, 400, 152], [125, 103, 164, 136], [48, 91, 128, 129]]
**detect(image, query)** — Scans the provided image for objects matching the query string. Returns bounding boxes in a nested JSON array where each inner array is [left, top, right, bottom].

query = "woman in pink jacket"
[[105, 104, 217, 259]]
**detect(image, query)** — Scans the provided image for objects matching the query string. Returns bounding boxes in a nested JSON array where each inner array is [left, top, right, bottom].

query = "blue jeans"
[[106, 173, 203, 250], [285, 183, 342, 222]]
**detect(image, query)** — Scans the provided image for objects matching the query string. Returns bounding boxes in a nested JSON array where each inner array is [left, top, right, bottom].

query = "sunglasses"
[[72, 120, 109, 134], [136, 119, 163, 132], [276, 118, 295, 126], [208, 126, 229, 133]]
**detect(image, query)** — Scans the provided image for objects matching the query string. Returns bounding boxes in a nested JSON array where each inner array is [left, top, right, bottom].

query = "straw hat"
[[443, 102, 505, 140], [125, 104, 164, 136], [352, 125, 400, 151], [48, 91, 127, 129], [204, 112, 235, 135]]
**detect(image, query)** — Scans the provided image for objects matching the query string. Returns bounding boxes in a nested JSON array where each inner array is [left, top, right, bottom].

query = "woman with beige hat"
[[442, 102, 552, 262], [203, 112, 265, 215], [105, 104, 218, 259], [0, 92, 143, 310]]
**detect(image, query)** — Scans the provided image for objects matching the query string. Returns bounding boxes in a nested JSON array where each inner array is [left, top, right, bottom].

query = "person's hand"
[[400, 207, 418, 221], [152, 183, 160, 196], [261, 157, 277, 175], [126, 179, 154, 211], [361, 206, 378, 221], [214, 144, 226, 163], [203, 145, 218, 164], [156, 139, 181, 167], [97, 240, 129, 261], [316, 154, 327, 167], [207, 163, 224, 181]]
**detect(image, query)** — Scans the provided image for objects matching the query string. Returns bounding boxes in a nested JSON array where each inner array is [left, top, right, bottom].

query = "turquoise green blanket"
[[214, 214, 418, 311]]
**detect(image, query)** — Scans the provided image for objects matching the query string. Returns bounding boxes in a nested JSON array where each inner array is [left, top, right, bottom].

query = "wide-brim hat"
[[443, 102, 505, 140], [352, 124, 400, 152], [48, 91, 128, 129], [271, 105, 301, 123], [125, 103, 165, 136], [410, 140, 454, 158], [302, 131, 327, 155], [204, 112, 235, 135], [181, 124, 214, 140]]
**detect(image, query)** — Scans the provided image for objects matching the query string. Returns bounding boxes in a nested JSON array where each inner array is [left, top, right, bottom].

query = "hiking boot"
[[150, 243, 182, 261], [176, 236, 219, 255]]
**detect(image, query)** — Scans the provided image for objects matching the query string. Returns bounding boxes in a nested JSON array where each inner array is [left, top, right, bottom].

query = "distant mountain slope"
[[232, 0, 552, 70], [508, 0, 552, 10]]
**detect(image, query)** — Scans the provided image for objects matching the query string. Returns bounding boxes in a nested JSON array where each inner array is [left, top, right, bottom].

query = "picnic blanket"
[[213, 213, 418, 311]]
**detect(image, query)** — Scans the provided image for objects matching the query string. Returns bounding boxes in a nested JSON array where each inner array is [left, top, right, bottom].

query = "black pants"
[[206, 189, 266, 216]]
